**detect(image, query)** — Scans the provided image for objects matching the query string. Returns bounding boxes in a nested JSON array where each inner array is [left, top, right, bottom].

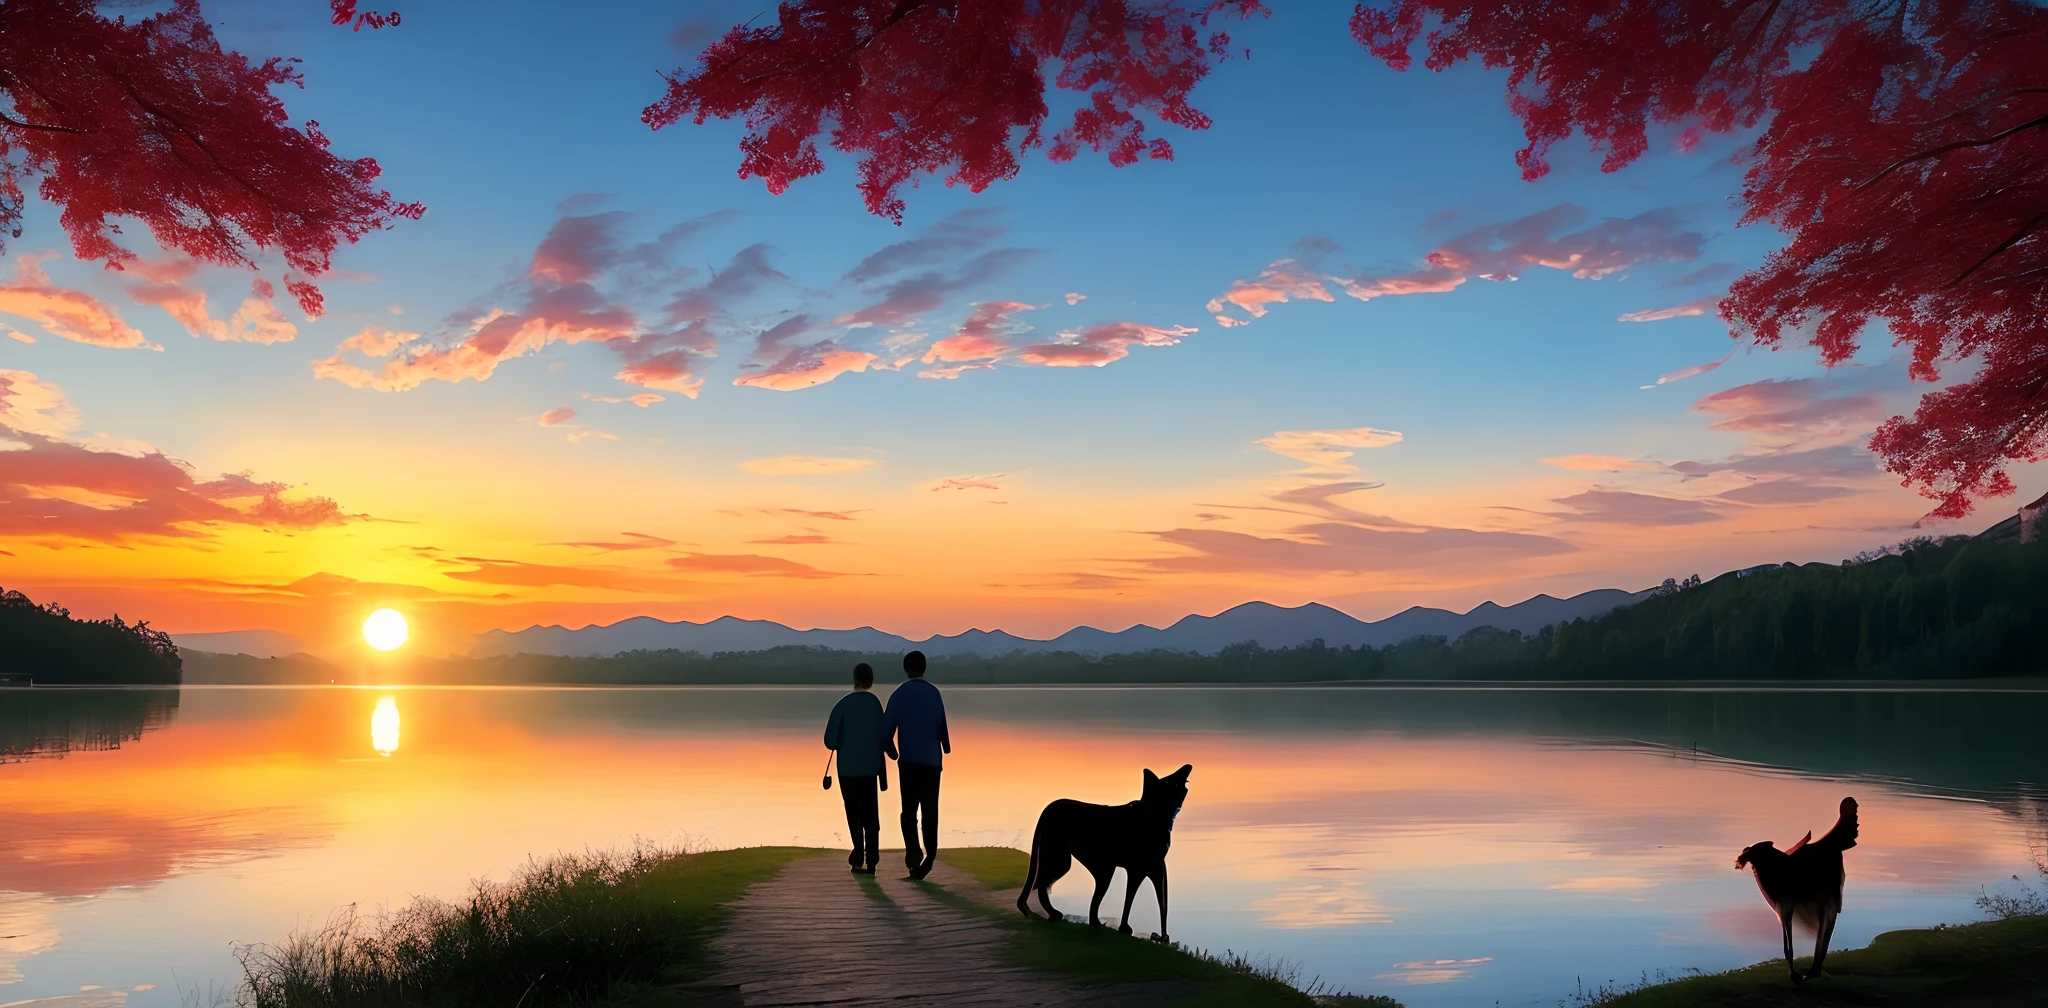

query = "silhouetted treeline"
[[180, 534, 2048, 686], [1, 588, 182, 684]]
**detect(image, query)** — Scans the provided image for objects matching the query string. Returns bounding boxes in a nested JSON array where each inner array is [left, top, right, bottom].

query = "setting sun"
[[362, 609, 408, 652]]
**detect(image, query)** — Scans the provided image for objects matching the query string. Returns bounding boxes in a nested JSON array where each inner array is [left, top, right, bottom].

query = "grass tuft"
[[234, 844, 819, 1008]]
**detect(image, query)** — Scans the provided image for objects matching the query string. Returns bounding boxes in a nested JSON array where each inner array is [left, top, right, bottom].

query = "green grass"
[[936, 846, 1401, 1008], [235, 844, 823, 1008], [1587, 915, 2048, 1007]]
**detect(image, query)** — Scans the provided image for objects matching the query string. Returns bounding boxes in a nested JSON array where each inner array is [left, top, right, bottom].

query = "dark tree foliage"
[[0, 688, 179, 762], [0, 587, 182, 684]]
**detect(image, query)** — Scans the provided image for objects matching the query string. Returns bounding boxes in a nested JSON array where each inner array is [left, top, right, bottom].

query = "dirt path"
[[709, 852, 1187, 1007]]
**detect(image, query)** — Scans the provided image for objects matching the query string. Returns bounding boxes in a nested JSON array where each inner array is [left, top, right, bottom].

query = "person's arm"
[[937, 694, 951, 755], [824, 702, 843, 751]]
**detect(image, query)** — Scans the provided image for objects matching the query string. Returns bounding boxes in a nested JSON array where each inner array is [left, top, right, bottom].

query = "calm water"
[[3, 685, 2044, 1007]]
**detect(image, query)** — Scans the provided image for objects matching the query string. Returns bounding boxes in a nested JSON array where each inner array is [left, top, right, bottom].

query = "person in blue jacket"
[[825, 662, 895, 873], [885, 650, 950, 879]]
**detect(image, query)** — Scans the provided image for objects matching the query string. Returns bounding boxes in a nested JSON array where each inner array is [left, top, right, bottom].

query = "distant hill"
[[170, 629, 303, 658], [471, 588, 1650, 659]]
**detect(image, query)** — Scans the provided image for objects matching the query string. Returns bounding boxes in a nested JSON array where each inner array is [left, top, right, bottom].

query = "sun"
[[362, 608, 409, 652]]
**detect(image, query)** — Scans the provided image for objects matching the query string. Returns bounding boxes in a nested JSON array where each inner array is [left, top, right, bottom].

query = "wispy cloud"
[[1641, 348, 1735, 388], [1258, 428, 1404, 476], [0, 254, 155, 350], [739, 456, 880, 476], [1619, 295, 1721, 323]]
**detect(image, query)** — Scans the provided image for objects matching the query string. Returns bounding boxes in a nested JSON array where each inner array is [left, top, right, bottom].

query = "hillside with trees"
[[1, 589, 183, 685]]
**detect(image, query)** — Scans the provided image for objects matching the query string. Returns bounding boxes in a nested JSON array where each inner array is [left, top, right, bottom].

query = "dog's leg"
[[1037, 845, 1070, 920], [1151, 866, 1170, 944], [1117, 869, 1143, 936], [1812, 905, 1838, 978], [1017, 825, 1041, 918], [1087, 867, 1113, 928], [1781, 911, 1801, 984]]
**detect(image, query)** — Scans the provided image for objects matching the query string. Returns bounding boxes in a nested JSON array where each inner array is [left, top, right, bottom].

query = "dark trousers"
[[839, 775, 880, 869], [899, 762, 941, 869]]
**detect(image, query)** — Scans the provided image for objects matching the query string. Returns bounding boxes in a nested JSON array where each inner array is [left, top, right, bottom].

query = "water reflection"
[[0, 685, 2039, 1008], [0, 690, 179, 764], [370, 696, 400, 756]]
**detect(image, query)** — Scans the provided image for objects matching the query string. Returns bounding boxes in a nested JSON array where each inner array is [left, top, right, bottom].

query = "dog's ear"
[[1168, 763, 1192, 782], [1143, 768, 1160, 787]]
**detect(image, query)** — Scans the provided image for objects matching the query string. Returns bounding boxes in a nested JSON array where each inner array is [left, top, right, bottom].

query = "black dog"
[[1736, 796, 1860, 984], [1017, 764, 1191, 942]]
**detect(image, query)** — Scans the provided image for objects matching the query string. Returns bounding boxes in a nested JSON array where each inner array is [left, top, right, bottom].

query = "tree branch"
[[1951, 211, 2047, 287], [1860, 114, 2048, 190], [0, 111, 84, 134]]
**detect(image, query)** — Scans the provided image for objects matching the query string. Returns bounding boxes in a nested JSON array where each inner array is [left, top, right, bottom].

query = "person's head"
[[903, 650, 927, 678], [852, 662, 874, 691]]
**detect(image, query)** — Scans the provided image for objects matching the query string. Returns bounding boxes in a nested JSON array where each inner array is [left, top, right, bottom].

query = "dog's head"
[[1734, 841, 1778, 871], [1142, 764, 1193, 818]]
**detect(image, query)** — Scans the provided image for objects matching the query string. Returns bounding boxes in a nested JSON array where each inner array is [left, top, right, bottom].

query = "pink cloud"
[[922, 301, 1034, 367], [554, 532, 678, 552], [735, 342, 879, 391], [664, 553, 849, 578], [1545, 490, 1723, 526], [126, 266, 298, 344], [1640, 348, 1735, 388], [1063, 292, 1086, 306], [841, 208, 1007, 284], [835, 248, 1038, 327], [0, 370, 80, 438], [1206, 258, 1334, 327], [1141, 521, 1572, 575], [1339, 205, 1702, 303], [1619, 295, 1722, 323], [316, 288, 642, 392], [1690, 377, 1891, 449], [585, 392, 666, 407], [537, 408, 578, 427], [1014, 322, 1196, 368], [0, 255, 154, 350]]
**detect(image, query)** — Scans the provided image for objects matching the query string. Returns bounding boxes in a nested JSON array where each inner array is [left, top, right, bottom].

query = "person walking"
[[824, 662, 895, 873], [886, 650, 949, 880]]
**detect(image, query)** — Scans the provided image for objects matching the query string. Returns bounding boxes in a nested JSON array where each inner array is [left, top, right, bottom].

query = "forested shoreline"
[[0, 588, 182, 685], [180, 533, 2048, 686]]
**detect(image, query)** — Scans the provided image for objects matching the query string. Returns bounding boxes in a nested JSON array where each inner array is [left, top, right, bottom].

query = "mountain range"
[[460, 588, 1650, 659]]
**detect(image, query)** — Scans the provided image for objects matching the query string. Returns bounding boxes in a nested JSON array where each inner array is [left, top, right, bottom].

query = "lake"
[[3, 684, 2044, 1007]]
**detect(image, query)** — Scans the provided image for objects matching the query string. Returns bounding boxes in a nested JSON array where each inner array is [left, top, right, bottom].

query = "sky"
[[3, 0, 2036, 655]]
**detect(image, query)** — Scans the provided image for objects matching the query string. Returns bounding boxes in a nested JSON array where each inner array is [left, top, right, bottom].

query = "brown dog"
[[1736, 796, 1859, 983]]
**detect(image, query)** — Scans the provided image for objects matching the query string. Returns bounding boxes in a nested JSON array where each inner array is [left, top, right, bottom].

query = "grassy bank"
[[935, 847, 1401, 1008], [236, 845, 823, 1007], [1582, 914, 2048, 1006]]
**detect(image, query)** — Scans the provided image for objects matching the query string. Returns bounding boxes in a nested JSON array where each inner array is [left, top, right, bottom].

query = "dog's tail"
[[1017, 812, 1043, 916]]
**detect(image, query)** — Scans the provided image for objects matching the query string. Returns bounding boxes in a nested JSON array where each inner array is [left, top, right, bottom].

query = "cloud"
[[1713, 480, 1861, 506], [921, 301, 1035, 369], [1339, 205, 1702, 302], [1619, 295, 1722, 323], [315, 284, 644, 392], [0, 431, 363, 543], [533, 406, 614, 442], [538, 408, 578, 427], [0, 254, 155, 349], [1139, 521, 1573, 575], [925, 474, 1005, 492], [762, 507, 866, 521], [1640, 348, 1735, 388], [584, 392, 666, 407], [1013, 321, 1196, 368], [126, 266, 298, 343], [836, 248, 1040, 328], [745, 533, 840, 545], [1063, 292, 1085, 306], [1544, 490, 1723, 525], [842, 208, 1008, 284], [441, 558, 679, 592], [553, 532, 677, 552], [739, 456, 880, 476], [1663, 262, 1737, 287], [1206, 258, 1335, 327], [664, 553, 849, 578], [1258, 428, 1404, 476], [1690, 377, 1893, 450], [734, 341, 879, 391], [0, 370, 80, 438], [1542, 454, 1666, 473]]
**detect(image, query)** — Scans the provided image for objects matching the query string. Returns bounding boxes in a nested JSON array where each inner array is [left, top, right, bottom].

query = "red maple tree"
[[643, 0, 1266, 223], [1354, 0, 2048, 518], [0, 0, 419, 317]]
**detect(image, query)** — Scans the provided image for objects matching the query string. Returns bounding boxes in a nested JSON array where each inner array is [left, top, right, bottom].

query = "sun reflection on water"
[[370, 696, 401, 756]]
